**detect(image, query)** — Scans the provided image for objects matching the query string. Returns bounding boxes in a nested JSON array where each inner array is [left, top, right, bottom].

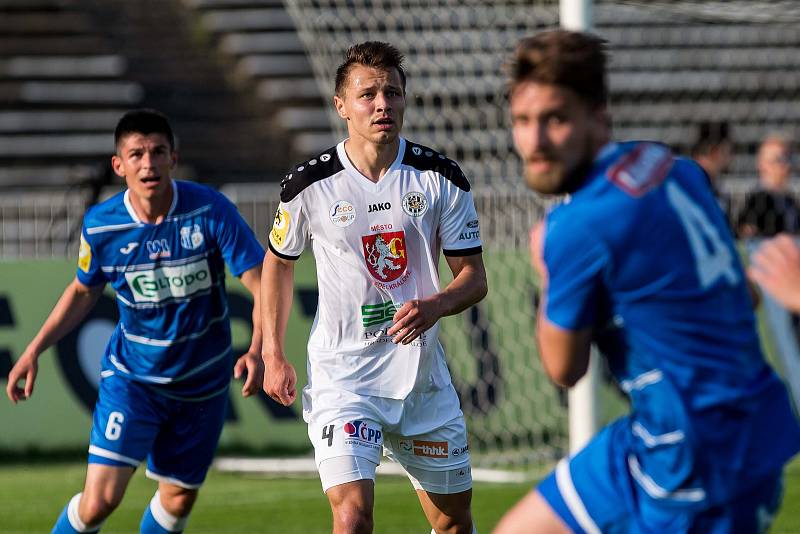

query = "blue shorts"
[[537, 417, 785, 534], [88, 373, 228, 489]]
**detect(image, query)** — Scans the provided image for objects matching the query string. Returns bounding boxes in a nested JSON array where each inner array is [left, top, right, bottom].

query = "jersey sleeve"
[[543, 217, 609, 330], [209, 192, 266, 276], [268, 194, 309, 260], [439, 180, 482, 256], [75, 222, 106, 287]]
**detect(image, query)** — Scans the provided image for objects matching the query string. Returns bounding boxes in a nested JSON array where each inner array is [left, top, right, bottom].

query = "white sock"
[[149, 491, 189, 532], [67, 493, 103, 532]]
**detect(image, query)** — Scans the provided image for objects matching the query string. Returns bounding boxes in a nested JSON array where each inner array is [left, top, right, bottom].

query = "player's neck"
[[343, 137, 400, 183], [129, 181, 174, 224]]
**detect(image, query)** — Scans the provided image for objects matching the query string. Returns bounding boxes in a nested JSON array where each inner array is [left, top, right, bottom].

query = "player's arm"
[[530, 220, 593, 388], [232, 264, 265, 398], [6, 278, 104, 403], [536, 317, 593, 388], [260, 249, 298, 406], [388, 252, 488, 345]]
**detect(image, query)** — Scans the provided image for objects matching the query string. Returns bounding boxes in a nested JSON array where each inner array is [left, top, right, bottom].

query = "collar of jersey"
[[336, 137, 406, 194], [123, 180, 179, 224]]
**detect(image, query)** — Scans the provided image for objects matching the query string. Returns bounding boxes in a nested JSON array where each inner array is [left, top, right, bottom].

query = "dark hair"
[[114, 108, 175, 151], [691, 121, 731, 157], [508, 30, 608, 108], [334, 41, 406, 96]]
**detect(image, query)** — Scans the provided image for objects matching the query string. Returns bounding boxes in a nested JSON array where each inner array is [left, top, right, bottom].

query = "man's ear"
[[111, 155, 125, 178], [334, 94, 348, 120]]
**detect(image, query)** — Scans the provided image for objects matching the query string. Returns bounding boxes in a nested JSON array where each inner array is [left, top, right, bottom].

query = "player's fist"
[[6, 350, 39, 404], [234, 351, 265, 398], [262, 354, 297, 406]]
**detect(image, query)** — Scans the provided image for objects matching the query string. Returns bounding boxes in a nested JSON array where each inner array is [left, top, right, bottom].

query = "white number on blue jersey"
[[105, 411, 125, 441], [665, 181, 739, 288]]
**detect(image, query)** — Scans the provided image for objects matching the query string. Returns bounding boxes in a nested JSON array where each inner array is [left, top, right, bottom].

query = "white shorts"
[[304, 384, 472, 493]]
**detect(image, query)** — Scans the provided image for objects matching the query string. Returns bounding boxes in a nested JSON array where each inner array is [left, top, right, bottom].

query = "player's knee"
[[80, 493, 122, 524], [160, 488, 198, 517], [333, 503, 373, 534], [430, 510, 473, 534]]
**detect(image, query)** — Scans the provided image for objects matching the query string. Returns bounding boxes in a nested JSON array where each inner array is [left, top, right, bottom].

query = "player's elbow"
[[474, 276, 488, 303], [550, 365, 586, 388]]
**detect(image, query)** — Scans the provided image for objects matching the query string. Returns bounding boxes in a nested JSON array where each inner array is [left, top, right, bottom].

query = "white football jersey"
[[269, 137, 483, 399]]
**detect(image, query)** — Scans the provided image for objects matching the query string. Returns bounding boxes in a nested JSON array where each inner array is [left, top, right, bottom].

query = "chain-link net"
[[277, 0, 800, 470]]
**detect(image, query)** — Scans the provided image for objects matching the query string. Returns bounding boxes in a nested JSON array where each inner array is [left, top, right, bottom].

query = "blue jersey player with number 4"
[[494, 31, 800, 534], [6, 109, 265, 533]]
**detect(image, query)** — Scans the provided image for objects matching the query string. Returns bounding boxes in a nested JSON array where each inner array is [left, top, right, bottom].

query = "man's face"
[[510, 81, 607, 195], [333, 64, 405, 146], [112, 133, 176, 201], [758, 140, 792, 191]]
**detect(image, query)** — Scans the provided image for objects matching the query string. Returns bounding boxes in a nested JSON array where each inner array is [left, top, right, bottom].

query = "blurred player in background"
[[261, 41, 487, 533], [737, 134, 799, 238], [494, 30, 800, 533], [6, 109, 265, 534]]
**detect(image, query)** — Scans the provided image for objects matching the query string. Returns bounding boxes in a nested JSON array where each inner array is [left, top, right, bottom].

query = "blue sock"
[[140, 492, 187, 534], [52, 494, 99, 533], [52, 503, 80, 534]]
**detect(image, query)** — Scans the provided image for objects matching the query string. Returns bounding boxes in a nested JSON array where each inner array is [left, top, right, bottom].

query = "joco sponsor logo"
[[125, 259, 212, 303]]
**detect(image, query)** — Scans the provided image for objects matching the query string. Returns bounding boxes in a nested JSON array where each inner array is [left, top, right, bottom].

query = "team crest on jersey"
[[362, 231, 407, 282], [329, 200, 356, 228], [78, 234, 92, 273], [180, 224, 204, 250], [270, 206, 291, 247], [402, 191, 428, 217]]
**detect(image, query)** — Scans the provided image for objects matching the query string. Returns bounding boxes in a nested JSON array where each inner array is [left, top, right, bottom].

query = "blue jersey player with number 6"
[[494, 31, 800, 534], [5, 109, 265, 533]]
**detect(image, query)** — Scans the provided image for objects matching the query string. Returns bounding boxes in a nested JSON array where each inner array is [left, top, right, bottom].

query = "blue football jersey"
[[543, 141, 800, 502], [76, 180, 264, 399]]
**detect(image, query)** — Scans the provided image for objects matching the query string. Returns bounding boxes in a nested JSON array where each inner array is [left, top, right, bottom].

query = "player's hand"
[[748, 233, 800, 312], [6, 350, 39, 404], [233, 351, 264, 398], [388, 298, 441, 345], [262, 355, 297, 406]]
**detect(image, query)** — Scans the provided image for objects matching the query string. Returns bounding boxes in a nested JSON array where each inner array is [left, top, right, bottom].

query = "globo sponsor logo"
[[343, 420, 382, 444], [125, 259, 212, 303]]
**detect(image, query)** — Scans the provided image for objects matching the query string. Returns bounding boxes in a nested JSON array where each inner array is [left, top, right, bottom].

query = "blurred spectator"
[[737, 134, 799, 238], [691, 120, 733, 194]]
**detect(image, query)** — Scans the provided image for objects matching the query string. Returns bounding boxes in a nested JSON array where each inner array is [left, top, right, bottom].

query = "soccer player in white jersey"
[[261, 41, 488, 533], [6, 109, 266, 533]]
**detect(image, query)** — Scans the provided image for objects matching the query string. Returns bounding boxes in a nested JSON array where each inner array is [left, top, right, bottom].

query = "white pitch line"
[[213, 457, 531, 483]]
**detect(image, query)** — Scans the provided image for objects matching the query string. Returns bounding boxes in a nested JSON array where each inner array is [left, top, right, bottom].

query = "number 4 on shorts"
[[322, 424, 334, 447]]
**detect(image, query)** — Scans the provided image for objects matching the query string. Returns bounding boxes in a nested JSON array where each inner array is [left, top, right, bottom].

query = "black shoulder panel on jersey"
[[401, 141, 471, 192], [280, 146, 343, 202]]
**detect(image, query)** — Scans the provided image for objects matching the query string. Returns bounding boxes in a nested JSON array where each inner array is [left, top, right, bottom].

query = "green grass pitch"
[[0, 457, 797, 532]]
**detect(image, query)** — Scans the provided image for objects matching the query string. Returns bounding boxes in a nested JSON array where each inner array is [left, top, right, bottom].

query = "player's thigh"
[[148, 391, 229, 489], [306, 388, 391, 490], [81, 463, 136, 510], [493, 490, 571, 534], [325, 477, 375, 514], [536, 419, 635, 534], [384, 412, 472, 495], [89, 374, 162, 469], [415, 486, 472, 532]]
